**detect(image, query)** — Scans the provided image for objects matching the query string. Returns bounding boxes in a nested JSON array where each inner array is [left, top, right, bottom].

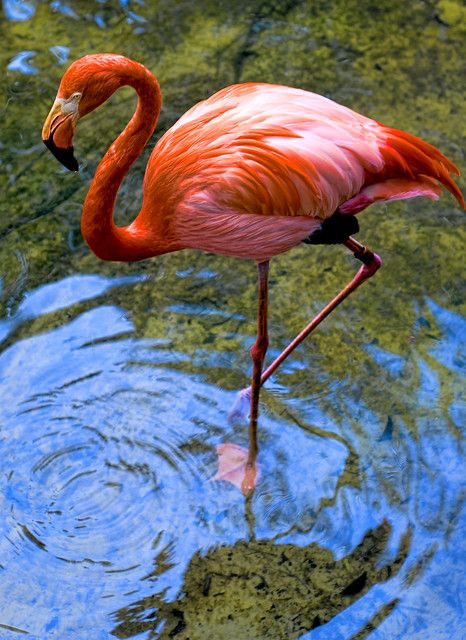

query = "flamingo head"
[[42, 54, 128, 171]]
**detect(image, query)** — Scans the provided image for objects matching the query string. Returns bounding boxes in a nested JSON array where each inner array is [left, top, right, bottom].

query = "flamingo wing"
[[144, 83, 463, 223]]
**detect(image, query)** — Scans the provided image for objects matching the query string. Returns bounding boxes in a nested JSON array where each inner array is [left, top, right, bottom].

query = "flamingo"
[[42, 54, 464, 493]]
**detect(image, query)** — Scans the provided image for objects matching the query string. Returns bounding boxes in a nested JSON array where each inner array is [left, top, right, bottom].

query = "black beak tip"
[[43, 137, 79, 172]]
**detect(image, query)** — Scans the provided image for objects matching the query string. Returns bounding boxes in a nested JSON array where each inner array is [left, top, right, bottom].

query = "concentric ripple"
[[0, 273, 464, 639], [0, 275, 355, 636]]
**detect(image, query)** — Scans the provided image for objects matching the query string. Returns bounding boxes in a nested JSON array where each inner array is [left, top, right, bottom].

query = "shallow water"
[[0, 1, 465, 639]]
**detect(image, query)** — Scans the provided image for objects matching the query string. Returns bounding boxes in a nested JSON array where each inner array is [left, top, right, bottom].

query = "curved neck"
[[81, 62, 173, 261]]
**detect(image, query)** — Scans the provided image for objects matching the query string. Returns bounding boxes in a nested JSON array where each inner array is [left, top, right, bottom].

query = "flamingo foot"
[[213, 443, 259, 495], [228, 386, 251, 423]]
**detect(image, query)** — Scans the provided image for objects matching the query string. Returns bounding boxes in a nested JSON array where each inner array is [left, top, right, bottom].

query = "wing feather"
[[143, 83, 463, 223]]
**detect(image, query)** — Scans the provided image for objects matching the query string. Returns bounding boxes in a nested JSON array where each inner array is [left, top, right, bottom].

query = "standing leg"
[[214, 261, 269, 496], [248, 260, 269, 465], [222, 239, 379, 494]]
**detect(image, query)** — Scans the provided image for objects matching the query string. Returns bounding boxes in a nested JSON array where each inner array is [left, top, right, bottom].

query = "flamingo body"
[[42, 54, 463, 264], [140, 82, 462, 261]]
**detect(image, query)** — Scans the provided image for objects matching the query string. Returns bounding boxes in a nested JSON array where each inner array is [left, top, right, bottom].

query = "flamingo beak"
[[42, 97, 79, 172]]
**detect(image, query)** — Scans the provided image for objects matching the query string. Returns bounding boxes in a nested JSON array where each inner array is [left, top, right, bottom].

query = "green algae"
[[112, 520, 411, 639]]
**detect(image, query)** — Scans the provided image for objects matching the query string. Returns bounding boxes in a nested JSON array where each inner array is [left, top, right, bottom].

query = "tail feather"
[[380, 126, 464, 208]]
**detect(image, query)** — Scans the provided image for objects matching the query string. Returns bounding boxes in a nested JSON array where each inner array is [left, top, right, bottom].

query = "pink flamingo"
[[42, 54, 463, 493]]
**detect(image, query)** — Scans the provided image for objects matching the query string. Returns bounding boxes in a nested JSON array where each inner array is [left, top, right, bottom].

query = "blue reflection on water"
[[50, 0, 78, 19], [49, 45, 70, 65], [7, 51, 38, 75], [365, 343, 405, 377], [298, 298, 466, 639], [427, 299, 466, 372], [3, 0, 36, 21], [0, 275, 351, 637], [0, 276, 464, 639], [0, 274, 144, 343]]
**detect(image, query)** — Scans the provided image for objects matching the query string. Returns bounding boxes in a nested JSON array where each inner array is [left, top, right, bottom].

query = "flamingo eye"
[[69, 92, 82, 101]]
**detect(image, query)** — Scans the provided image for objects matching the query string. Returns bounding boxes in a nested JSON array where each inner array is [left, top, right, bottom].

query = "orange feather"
[[42, 54, 464, 263]]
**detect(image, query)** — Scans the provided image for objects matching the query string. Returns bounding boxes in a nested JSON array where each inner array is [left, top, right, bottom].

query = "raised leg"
[[247, 261, 269, 468], [260, 237, 381, 385], [229, 237, 381, 423]]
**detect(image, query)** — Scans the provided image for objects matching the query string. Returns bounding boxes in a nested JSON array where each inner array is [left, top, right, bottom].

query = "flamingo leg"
[[230, 237, 382, 426], [247, 260, 269, 467], [228, 238, 380, 493], [260, 237, 381, 386]]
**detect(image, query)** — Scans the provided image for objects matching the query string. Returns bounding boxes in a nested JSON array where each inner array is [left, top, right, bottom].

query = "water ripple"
[[0, 275, 464, 638]]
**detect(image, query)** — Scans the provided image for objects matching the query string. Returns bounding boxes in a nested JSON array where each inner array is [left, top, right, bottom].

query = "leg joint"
[[354, 246, 381, 267], [345, 238, 382, 275], [250, 337, 269, 361], [357, 249, 382, 278]]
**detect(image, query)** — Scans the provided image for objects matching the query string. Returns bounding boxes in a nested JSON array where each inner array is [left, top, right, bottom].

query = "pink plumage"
[[138, 82, 463, 261], [42, 55, 463, 263]]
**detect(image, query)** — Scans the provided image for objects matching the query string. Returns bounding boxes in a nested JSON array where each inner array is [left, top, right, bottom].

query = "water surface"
[[0, 1, 464, 638]]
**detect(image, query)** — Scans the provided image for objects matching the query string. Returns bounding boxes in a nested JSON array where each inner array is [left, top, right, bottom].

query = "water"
[[0, 1, 464, 638]]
